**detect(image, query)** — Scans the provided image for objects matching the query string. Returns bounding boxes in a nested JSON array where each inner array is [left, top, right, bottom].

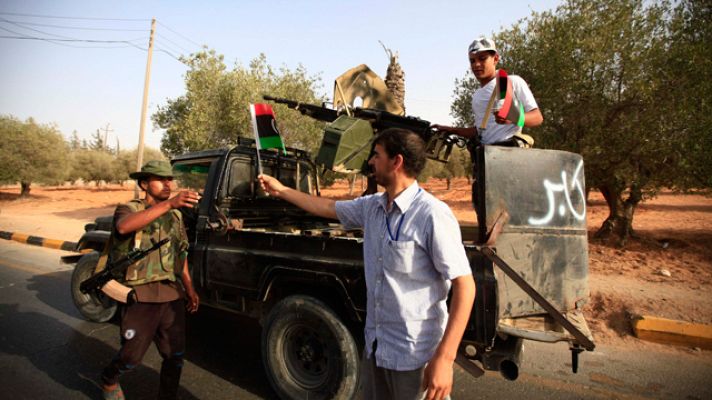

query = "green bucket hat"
[[129, 160, 174, 180]]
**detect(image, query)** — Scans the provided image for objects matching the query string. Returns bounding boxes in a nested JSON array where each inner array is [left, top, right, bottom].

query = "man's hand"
[[168, 190, 201, 209], [258, 174, 287, 198], [493, 110, 513, 125], [185, 286, 200, 313], [421, 354, 454, 400]]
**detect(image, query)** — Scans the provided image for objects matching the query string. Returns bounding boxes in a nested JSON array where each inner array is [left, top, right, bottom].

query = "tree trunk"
[[20, 181, 31, 197], [594, 184, 642, 246]]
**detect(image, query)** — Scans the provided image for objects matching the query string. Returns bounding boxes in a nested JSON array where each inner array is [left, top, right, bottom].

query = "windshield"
[[172, 160, 211, 193], [226, 155, 315, 198]]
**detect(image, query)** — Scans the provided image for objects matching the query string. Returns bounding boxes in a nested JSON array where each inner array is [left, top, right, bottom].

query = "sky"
[[0, 0, 562, 151]]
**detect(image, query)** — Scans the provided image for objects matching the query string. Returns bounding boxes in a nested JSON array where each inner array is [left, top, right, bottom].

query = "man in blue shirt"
[[259, 128, 475, 400]]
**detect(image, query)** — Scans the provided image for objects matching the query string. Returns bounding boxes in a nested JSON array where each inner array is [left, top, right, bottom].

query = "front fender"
[[76, 230, 110, 252], [258, 265, 365, 324]]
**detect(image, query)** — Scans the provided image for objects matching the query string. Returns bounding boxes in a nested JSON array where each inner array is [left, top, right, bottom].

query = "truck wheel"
[[70, 251, 117, 323], [262, 295, 359, 400]]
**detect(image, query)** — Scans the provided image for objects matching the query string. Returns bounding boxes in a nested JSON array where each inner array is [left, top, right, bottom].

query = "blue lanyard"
[[385, 188, 421, 241], [386, 212, 405, 241]]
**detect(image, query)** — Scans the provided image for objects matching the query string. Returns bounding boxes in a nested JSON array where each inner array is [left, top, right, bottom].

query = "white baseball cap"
[[468, 37, 497, 54]]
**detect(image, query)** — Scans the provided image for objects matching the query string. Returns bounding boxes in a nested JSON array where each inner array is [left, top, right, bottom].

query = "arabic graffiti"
[[528, 160, 586, 226]]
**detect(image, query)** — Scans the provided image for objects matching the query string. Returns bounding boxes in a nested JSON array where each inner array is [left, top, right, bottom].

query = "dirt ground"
[[1, 178, 711, 348]]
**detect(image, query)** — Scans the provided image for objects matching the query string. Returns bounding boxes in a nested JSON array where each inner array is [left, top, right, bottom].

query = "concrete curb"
[[632, 315, 712, 350], [0, 230, 79, 252]]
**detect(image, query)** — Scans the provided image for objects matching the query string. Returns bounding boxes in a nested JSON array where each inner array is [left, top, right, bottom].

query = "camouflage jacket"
[[109, 199, 189, 287]]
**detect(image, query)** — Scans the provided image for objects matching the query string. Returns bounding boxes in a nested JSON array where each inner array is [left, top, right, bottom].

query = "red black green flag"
[[250, 103, 285, 152], [496, 69, 525, 128]]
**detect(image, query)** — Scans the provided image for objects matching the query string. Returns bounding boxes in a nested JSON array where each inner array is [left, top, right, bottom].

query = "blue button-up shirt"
[[335, 181, 472, 370]]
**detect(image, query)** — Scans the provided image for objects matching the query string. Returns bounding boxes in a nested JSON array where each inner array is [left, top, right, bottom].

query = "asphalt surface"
[[1, 239, 711, 399]]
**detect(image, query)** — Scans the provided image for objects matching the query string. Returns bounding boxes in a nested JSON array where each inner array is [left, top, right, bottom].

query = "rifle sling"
[[479, 80, 498, 131], [94, 200, 146, 302], [95, 200, 145, 273]]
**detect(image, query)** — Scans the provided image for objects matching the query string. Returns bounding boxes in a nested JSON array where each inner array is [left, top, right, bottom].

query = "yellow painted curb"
[[632, 315, 712, 349], [1, 230, 79, 252]]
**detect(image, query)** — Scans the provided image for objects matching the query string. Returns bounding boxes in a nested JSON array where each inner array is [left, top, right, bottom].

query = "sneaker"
[[102, 384, 125, 400]]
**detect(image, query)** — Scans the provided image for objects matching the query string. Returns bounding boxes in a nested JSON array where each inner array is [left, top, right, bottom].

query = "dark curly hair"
[[373, 128, 426, 177]]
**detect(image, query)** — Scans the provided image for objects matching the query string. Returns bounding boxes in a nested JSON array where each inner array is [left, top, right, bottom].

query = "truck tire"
[[262, 295, 360, 400], [70, 251, 117, 323]]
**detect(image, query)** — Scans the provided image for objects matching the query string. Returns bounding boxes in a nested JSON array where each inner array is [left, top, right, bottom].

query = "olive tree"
[[0, 116, 70, 196], [114, 147, 166, 180], [449, 0, 711, 245], [154, 50, 326, 157]]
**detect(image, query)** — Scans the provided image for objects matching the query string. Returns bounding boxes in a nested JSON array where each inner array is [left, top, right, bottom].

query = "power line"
[[0, 24, 146, 43], [0, 34, 147, 46], [1, 18, 146, 31], [155, 39, 186, 57], [0, 34, 136, 49], [0, 11, 149, 22], [2, 17, 77, 39], [1, 18, 146, 44], [155, 47, 184, 63], [156, 32, 192, 54], [156, 20, 201, 48], [2, 15, 201, 56], [0, 16, 191, 65]]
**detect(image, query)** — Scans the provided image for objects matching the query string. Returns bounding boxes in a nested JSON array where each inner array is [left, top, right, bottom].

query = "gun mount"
[[264, 95, 465, 173]]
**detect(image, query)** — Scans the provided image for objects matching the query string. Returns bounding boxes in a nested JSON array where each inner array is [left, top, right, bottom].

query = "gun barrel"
[[262, 95, 294, 105], [264, 95, 338, 122]]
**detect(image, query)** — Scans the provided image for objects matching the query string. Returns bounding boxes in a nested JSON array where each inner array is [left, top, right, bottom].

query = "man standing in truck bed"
[[259, 128, 476, 400], [100, 160, 200, 400]]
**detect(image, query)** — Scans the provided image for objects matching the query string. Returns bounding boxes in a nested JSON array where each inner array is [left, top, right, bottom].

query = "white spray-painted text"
[[528, 160, 586, 226]]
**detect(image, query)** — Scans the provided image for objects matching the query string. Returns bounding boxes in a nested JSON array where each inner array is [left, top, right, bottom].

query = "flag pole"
[[249, 104, 264, 176]]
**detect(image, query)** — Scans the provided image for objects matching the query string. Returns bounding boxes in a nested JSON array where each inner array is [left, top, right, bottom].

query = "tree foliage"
[[114, 147, 166, 179], [0, 116, 70, 196], [449, 0, 711, 245], [69, 149, 121, 185], [153, 50, 327, 157], [420, 147, 468, 189], [67, 146, 165, 185]]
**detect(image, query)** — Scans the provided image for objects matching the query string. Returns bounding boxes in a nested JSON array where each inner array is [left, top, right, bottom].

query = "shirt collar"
[[379, 180, 421, 213]]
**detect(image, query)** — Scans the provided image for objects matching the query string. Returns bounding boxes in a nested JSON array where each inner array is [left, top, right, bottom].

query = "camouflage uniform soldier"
[[101, 160, 200, 400]]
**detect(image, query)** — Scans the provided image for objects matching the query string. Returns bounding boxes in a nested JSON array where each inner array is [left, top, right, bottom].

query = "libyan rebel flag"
[[250, 103, 286, 153], [495, 69, 525, 128]]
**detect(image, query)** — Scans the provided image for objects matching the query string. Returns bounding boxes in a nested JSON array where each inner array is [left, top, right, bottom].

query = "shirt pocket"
[[385, 240, 415, 271], [384, 240, 435, 282]]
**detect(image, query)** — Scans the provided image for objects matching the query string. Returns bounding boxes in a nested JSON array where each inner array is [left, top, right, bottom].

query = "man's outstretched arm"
[[258, 174, 337, 219]]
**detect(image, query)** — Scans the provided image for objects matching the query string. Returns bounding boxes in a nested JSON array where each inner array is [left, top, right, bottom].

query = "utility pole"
[[100, 123, 113, 151], [134, 18, 156, 199]]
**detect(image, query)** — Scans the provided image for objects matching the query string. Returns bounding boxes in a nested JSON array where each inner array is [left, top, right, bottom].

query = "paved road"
[[1, 240, 710, 399]]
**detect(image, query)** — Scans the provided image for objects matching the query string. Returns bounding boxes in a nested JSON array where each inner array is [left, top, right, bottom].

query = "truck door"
[[203, 153, 317, 308]]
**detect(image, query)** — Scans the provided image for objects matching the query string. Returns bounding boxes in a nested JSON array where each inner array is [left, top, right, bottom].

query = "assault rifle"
[[79, 238, 170, 295], [264, 95, 465, 164]]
